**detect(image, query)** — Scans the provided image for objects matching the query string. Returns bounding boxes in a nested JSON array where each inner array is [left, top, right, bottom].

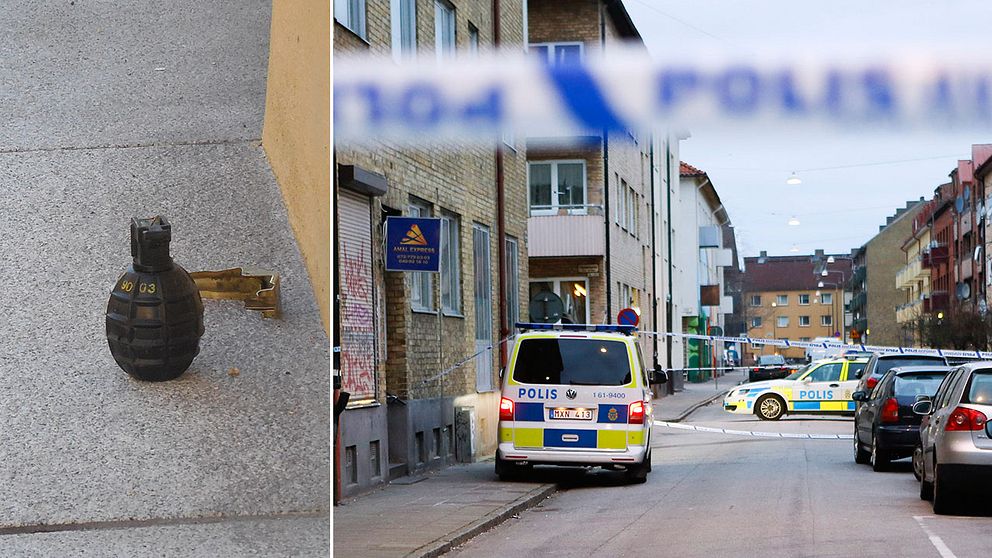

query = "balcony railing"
[[896, 299, 924, 324], [849, 291, 867, 311], [895, 255, 927, 290], [527, 205, 606, 257]]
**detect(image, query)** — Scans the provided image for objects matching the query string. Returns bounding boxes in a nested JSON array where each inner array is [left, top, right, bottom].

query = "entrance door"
[[473, 224, 493, 391]]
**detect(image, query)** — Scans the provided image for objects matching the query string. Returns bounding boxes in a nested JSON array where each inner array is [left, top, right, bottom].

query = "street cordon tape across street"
[[336, 49, 992, 143], [653, 420, 854, 440], [639, 330, 992, 361]]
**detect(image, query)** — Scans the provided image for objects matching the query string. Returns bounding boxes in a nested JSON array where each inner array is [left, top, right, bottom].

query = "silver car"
[[915, 363, 992, 514]]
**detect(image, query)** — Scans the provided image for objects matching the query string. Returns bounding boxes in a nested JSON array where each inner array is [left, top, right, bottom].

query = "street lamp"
[[787, 172, 802, 185], [817, 280, 842, 340]]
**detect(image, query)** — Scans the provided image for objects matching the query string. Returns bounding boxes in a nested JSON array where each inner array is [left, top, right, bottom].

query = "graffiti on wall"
[[340, 241, 376, 403]]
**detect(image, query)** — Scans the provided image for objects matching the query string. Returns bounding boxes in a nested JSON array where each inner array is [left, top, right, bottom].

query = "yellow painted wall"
[[262, 0, 331, 330]]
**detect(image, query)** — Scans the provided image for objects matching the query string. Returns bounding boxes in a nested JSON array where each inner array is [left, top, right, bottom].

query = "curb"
[[408, 482, 558, 558], [661, 389, 729, 423]]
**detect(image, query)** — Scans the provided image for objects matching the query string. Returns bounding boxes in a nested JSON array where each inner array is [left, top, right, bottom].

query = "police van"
[[496, 323, 667, 483], [723, 356, 869, 420]]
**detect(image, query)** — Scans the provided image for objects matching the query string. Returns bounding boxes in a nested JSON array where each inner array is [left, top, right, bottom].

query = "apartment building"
[[743, 252, 852, 362], [334, 0, 528, 498]]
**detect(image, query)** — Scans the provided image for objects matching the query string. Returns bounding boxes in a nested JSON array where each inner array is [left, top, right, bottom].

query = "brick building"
[[525, 0, 680, 373], [850, 200, 926, 346], [743, 252, 852, 362], [334, 0, 528, 498]]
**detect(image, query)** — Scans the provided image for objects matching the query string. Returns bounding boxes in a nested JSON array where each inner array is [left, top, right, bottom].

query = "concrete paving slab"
[[654, 368, 745, 422], [1, 515, 329, 557], [0, 142, 329, 527], [1, 0, 270, 151]]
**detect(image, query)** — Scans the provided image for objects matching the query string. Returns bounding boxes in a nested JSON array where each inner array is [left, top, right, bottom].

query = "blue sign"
[[617, 307, 639, 327], [385, 217, 441, 272]]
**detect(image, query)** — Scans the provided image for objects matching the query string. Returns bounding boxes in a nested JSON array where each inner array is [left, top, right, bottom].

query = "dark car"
[[853, 366, 952, 471], [855, 353, 948, 399], [748, 354, 793, 382]]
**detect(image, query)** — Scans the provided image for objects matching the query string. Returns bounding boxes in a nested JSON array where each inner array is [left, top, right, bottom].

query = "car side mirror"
[[499, 367, 505, 379], [912, 400, 934, 416], [914, 394, 931, 403], [802, 377, 812, 384], [650, 368, 669, 385], [851, 390, 868, 402]]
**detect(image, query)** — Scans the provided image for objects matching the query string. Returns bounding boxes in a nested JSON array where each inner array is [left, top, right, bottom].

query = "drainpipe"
[[649, 137, 659, 369], [493, 0, 508, 366], [665, 140, 674, 373], [600, 3, 612, 321]]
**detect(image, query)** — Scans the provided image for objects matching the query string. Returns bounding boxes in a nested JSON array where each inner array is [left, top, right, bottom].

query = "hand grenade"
[[106, 216, 204, 381]]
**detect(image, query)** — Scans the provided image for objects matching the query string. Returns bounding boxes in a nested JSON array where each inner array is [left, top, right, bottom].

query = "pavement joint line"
[[0, 137, 262, 156], [653, 420, 854, 440], [407, 482, 557, 558], [0, 509, 328, 537], [664, 387, 731, 423]]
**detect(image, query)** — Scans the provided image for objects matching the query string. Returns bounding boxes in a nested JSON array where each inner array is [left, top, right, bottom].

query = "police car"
[[723, 356, 868, 421], [496, 323, 667, 483]]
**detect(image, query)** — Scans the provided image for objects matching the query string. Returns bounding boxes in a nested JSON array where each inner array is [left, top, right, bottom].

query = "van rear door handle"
[[829, 384, 840, 388]]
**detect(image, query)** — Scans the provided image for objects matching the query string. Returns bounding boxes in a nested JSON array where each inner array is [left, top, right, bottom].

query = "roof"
[[742, 255, 853, 292], [604, 0, 642, 41], [680, 161, 705, 176]]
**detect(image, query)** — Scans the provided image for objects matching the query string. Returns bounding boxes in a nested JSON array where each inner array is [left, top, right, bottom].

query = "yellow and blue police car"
[[723, 356, 869, 421], [496, 323, 667, 483]]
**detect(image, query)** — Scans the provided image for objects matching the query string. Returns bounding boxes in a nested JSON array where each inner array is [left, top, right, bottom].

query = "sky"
[[623, 0, 992, 258]]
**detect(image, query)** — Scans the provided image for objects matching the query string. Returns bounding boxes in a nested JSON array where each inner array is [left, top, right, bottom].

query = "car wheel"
[[870, 433, 889, 472], [495, 454, 527, 481], [854, 432, 870, 465], [755, 394, 785, 421], [624, 457, 649, 484], [912, 446, 924, 481], [932, 464, 959, 515]]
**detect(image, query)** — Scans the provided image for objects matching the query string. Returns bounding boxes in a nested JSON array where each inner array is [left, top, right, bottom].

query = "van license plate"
[[550, 408, 593, 420]]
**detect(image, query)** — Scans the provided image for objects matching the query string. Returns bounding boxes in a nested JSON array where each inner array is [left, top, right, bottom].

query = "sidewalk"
[[333, 368, 746, 558]]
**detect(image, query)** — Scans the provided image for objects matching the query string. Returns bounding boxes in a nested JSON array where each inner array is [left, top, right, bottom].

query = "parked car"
[[854, 353, 948, 402], [852, 366, 952, 471], [915, 362, 992, 514], [748, 354, 794, 382]]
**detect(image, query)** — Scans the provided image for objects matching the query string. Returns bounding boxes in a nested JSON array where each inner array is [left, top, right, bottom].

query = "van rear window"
[[512, 338, 632, 386]]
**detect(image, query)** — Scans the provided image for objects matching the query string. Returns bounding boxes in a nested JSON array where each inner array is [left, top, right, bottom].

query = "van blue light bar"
[[514, 322, 637, 335]]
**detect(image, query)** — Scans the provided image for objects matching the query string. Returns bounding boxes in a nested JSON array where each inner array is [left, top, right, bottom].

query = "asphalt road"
[[450, 401, 992, 558]]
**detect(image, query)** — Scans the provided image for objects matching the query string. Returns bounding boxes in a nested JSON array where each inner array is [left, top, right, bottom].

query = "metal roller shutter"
[[338, 188, 377, 405]]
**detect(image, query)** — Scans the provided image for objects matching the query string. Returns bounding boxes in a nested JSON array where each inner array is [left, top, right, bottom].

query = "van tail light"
[[880, 397, 899, 423], [629, 401, 645, 424], [499, 397, 514, 421], [866, 377, 879, 390], [752, 367, 760, 372], [945, 406, 987, 431]]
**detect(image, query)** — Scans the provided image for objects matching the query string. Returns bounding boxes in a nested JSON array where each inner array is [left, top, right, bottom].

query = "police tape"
[[335, 49, 992, 143], [638, 330, 992, 361], [653, 420, 854, 440], [416, 335, 515, 388]]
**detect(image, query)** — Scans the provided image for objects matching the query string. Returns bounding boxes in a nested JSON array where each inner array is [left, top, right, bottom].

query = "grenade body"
[[106, 217, 204, 381]]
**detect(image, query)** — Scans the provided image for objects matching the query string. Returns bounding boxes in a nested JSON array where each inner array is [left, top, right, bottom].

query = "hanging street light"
[[787, 172, 802, 185], [788, 216, 800, 226]]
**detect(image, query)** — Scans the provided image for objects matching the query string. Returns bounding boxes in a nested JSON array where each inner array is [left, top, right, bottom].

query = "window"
[[511, 339, 632, 386], [440, 211, 461, 314], [335, 0, 367, 39], [615, 174, 624, 226], [529, 279, 589, 323], [808, 363, 843, 382], [473, 224, 493, 391], [821, 293, 833, 304], [390, 0, 416, 60], [528, 161, 586, 215], [409, 199, 434, 311], [467, 23, 479, 56], [776, 294, 788, 306], [751, 317, 762, 328], [750, 295, 762, 306], [799, 337, 811, 342], [505, 237, 519, 327], [434, 0, 456, 60], [777, 316, 789, 328], [625, 182, 636, 234], [821, 315, 832, 326], [799, 294, 810, 305], [798, 316, 810, 327], [529, 42, 583, 66]]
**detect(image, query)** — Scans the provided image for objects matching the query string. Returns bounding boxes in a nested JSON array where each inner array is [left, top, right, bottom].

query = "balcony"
[[849, 291, 867, 311], [922, 244, 949, 268], [924, 291, 950, 314], [896, 299, 924, 324], [895, 256, 928, 290], [850, 266, 867, 288], [528, 206, 605, 257]]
